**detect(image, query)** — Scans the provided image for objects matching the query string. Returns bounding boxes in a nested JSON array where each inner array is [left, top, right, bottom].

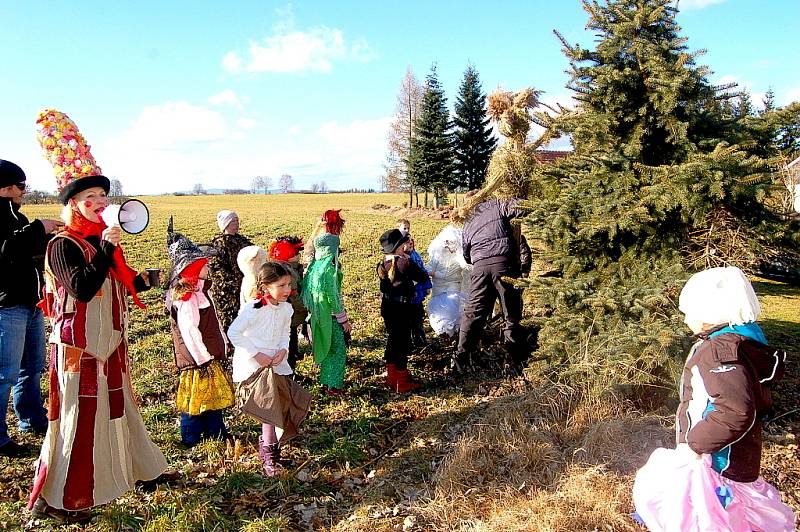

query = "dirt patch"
[[364, 204, 454, 221]]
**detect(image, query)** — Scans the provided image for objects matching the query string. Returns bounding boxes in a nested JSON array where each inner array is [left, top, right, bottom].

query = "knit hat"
[[268, 236, 304, 261], [216, 210, 238, 232], [0, 159, 26, 188], [678, 266, 761, 327], [167, 216, 209, 277], [35, 109, 110, 204], [379, 228, 409, 254]]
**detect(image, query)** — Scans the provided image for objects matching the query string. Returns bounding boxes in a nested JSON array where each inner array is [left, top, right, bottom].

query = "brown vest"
[[169, 285, 228, 370]]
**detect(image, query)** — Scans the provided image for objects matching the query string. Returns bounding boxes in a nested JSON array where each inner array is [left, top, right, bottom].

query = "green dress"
[[301, 233, 347, 389]]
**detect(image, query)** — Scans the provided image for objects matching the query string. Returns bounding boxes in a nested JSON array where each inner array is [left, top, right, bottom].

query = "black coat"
[[0, 198, 48, 307], [462, 198, 524, 268]]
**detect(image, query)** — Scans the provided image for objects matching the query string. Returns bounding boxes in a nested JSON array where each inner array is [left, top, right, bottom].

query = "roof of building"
[[533, 150, 572, 164]]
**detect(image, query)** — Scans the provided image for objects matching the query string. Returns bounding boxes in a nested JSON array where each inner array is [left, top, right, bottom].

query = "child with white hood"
[[237, 245, 268, 309], [632, 266, 795, 531], [426, 225, 471, 338]]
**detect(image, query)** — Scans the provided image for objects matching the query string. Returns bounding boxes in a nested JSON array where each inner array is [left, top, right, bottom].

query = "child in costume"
[[237, 245, 268, 309], [268, 236, 308, 370], [302, 210, 351, 395], [167, 218, 235, 447], [377, 229, 430, 392], [29, 109, 167, 523], [632, 267, 795, 532], [228, 261, 310, 476], [207, 210, 254, 331], [426, 225, 471, 338], [398, 219, 432, 348]]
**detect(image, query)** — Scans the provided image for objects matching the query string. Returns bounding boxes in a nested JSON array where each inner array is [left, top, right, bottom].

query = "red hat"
[[268, 239, 303, 261], [179, 258, 208, 283]]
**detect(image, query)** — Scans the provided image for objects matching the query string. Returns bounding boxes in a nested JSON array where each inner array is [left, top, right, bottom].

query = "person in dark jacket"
[[453, 196, 529, 373], [0, 159, 63, 457], [632, 267, 795, 531], [377, 229, 430, 392]]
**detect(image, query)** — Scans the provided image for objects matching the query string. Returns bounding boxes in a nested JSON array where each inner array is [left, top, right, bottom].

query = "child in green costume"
[[301, 210, 351, 395]]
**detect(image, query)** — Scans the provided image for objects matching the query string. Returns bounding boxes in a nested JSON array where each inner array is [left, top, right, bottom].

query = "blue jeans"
[[180, 410, 227, 446], [0, 306, 49, 446]]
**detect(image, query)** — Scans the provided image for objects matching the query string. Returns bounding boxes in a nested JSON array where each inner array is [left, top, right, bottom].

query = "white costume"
[[426, 225, 471, 337]]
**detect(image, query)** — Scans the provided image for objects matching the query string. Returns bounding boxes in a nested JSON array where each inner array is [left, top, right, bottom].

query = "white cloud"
[[94, 103, 392, 193], [208, 89, 247, 109], [675, 0, 727, 10], [223, 26, 371, 74], [287, 126, 301, 135], [108, 101, 230, 149], [784, 87, 800, 105]]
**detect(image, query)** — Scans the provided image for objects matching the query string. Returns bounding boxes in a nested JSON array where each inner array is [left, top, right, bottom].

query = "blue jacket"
[[409, 250, 431, 304]]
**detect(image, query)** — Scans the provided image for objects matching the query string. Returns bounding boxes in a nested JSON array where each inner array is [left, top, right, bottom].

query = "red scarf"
[[65, 210, 146, 309]]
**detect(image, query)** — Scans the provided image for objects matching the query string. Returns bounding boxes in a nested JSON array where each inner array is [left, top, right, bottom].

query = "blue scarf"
[[708, 322, 768, 345]]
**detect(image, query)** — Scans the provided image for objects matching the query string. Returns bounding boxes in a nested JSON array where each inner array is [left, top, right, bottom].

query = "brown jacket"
[[169, 282, 228, 371], [676, 326, 786, 482]]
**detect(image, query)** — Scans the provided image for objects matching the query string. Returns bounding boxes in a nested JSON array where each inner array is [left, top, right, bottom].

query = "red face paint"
[[84, 200, 93, 207]]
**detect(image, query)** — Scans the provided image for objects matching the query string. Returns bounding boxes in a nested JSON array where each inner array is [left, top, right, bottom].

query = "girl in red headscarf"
[[268, 236, 308, 370], [166, 220, 235, 447]]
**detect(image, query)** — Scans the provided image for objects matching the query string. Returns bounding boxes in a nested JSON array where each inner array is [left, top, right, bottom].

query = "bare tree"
[[382, 66, 424, 205], [279, 174, 294, 193], [251, 176, 264, 194], [260, 176, 273, 194], [310, 182, 320, 193], [109, 179, 124, 197], [192, 183, 206, 195], [319, 181, 328, 193]]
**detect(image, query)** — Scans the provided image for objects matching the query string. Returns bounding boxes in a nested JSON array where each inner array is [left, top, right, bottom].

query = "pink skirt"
[[633, 448, 795, 531]]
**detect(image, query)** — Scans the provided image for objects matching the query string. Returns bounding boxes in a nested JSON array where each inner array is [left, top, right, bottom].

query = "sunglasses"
[[14, 182, 26, 191]]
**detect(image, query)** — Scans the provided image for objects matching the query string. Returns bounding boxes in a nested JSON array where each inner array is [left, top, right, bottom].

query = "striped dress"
[[29, 232, 167, 511]]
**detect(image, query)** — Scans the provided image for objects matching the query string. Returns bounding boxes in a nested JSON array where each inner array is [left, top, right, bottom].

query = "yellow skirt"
[[176, 360, 235, 415]]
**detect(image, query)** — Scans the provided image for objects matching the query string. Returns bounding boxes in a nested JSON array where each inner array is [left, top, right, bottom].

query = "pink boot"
[[258, 437, 286, 477]]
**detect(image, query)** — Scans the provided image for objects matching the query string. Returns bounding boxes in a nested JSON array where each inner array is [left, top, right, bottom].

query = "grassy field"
[[1, 193, 797, 531]]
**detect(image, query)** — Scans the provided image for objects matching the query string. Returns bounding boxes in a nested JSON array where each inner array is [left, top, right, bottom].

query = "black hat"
[[379, 228, 409, 254], [166, 216, 209, 275], [58, 174, 110, 204], [0, 159, 26, 188]]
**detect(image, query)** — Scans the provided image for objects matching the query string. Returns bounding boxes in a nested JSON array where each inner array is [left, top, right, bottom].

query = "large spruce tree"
[[407, 65, 454, 206], [453, 65, 497, 190], [520, 0, 777, 392]]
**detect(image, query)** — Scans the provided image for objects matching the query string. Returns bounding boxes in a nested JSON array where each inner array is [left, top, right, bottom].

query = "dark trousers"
[[288, 326, 299, 370], [410, 303, 427, 344], [457, 261, 528, 363], [381, 298, 412, 370], [180, 410, 227, 445]]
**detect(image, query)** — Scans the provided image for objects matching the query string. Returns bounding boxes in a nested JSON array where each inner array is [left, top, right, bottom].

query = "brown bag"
[[236, 367, 312, 442]]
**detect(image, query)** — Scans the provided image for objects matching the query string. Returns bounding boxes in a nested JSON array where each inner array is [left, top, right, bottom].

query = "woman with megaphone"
[[27, 109, 168, 524]]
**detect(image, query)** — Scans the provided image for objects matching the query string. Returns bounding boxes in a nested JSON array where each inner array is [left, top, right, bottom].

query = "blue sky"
[[2, 0, 798, 194]]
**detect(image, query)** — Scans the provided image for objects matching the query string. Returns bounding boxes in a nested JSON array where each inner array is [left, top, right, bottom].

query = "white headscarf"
[[237, 245, 267, 308], [678, 266, 761, 326], [216, 210, 238, 232]]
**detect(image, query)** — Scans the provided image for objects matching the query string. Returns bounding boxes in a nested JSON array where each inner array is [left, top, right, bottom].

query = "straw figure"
[[452, 87, 558, 223]]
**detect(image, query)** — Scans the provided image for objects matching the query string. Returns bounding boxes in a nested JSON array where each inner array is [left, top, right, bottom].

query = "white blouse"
[[227, 300, 294, 382]]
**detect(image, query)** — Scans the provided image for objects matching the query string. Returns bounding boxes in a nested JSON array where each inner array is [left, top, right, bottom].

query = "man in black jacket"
[[453, 195, 529, 373], [0, 159, 62, 457]]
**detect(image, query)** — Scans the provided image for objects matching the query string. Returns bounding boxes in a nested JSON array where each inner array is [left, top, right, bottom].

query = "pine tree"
[[761, 88, 776, 115], [453, 65, 497, 191], [519, 0, 777, 393], [407, 64, 454, 207]]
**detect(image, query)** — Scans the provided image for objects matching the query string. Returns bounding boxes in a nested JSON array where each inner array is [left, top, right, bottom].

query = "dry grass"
[[402, 386, 671, 531]]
